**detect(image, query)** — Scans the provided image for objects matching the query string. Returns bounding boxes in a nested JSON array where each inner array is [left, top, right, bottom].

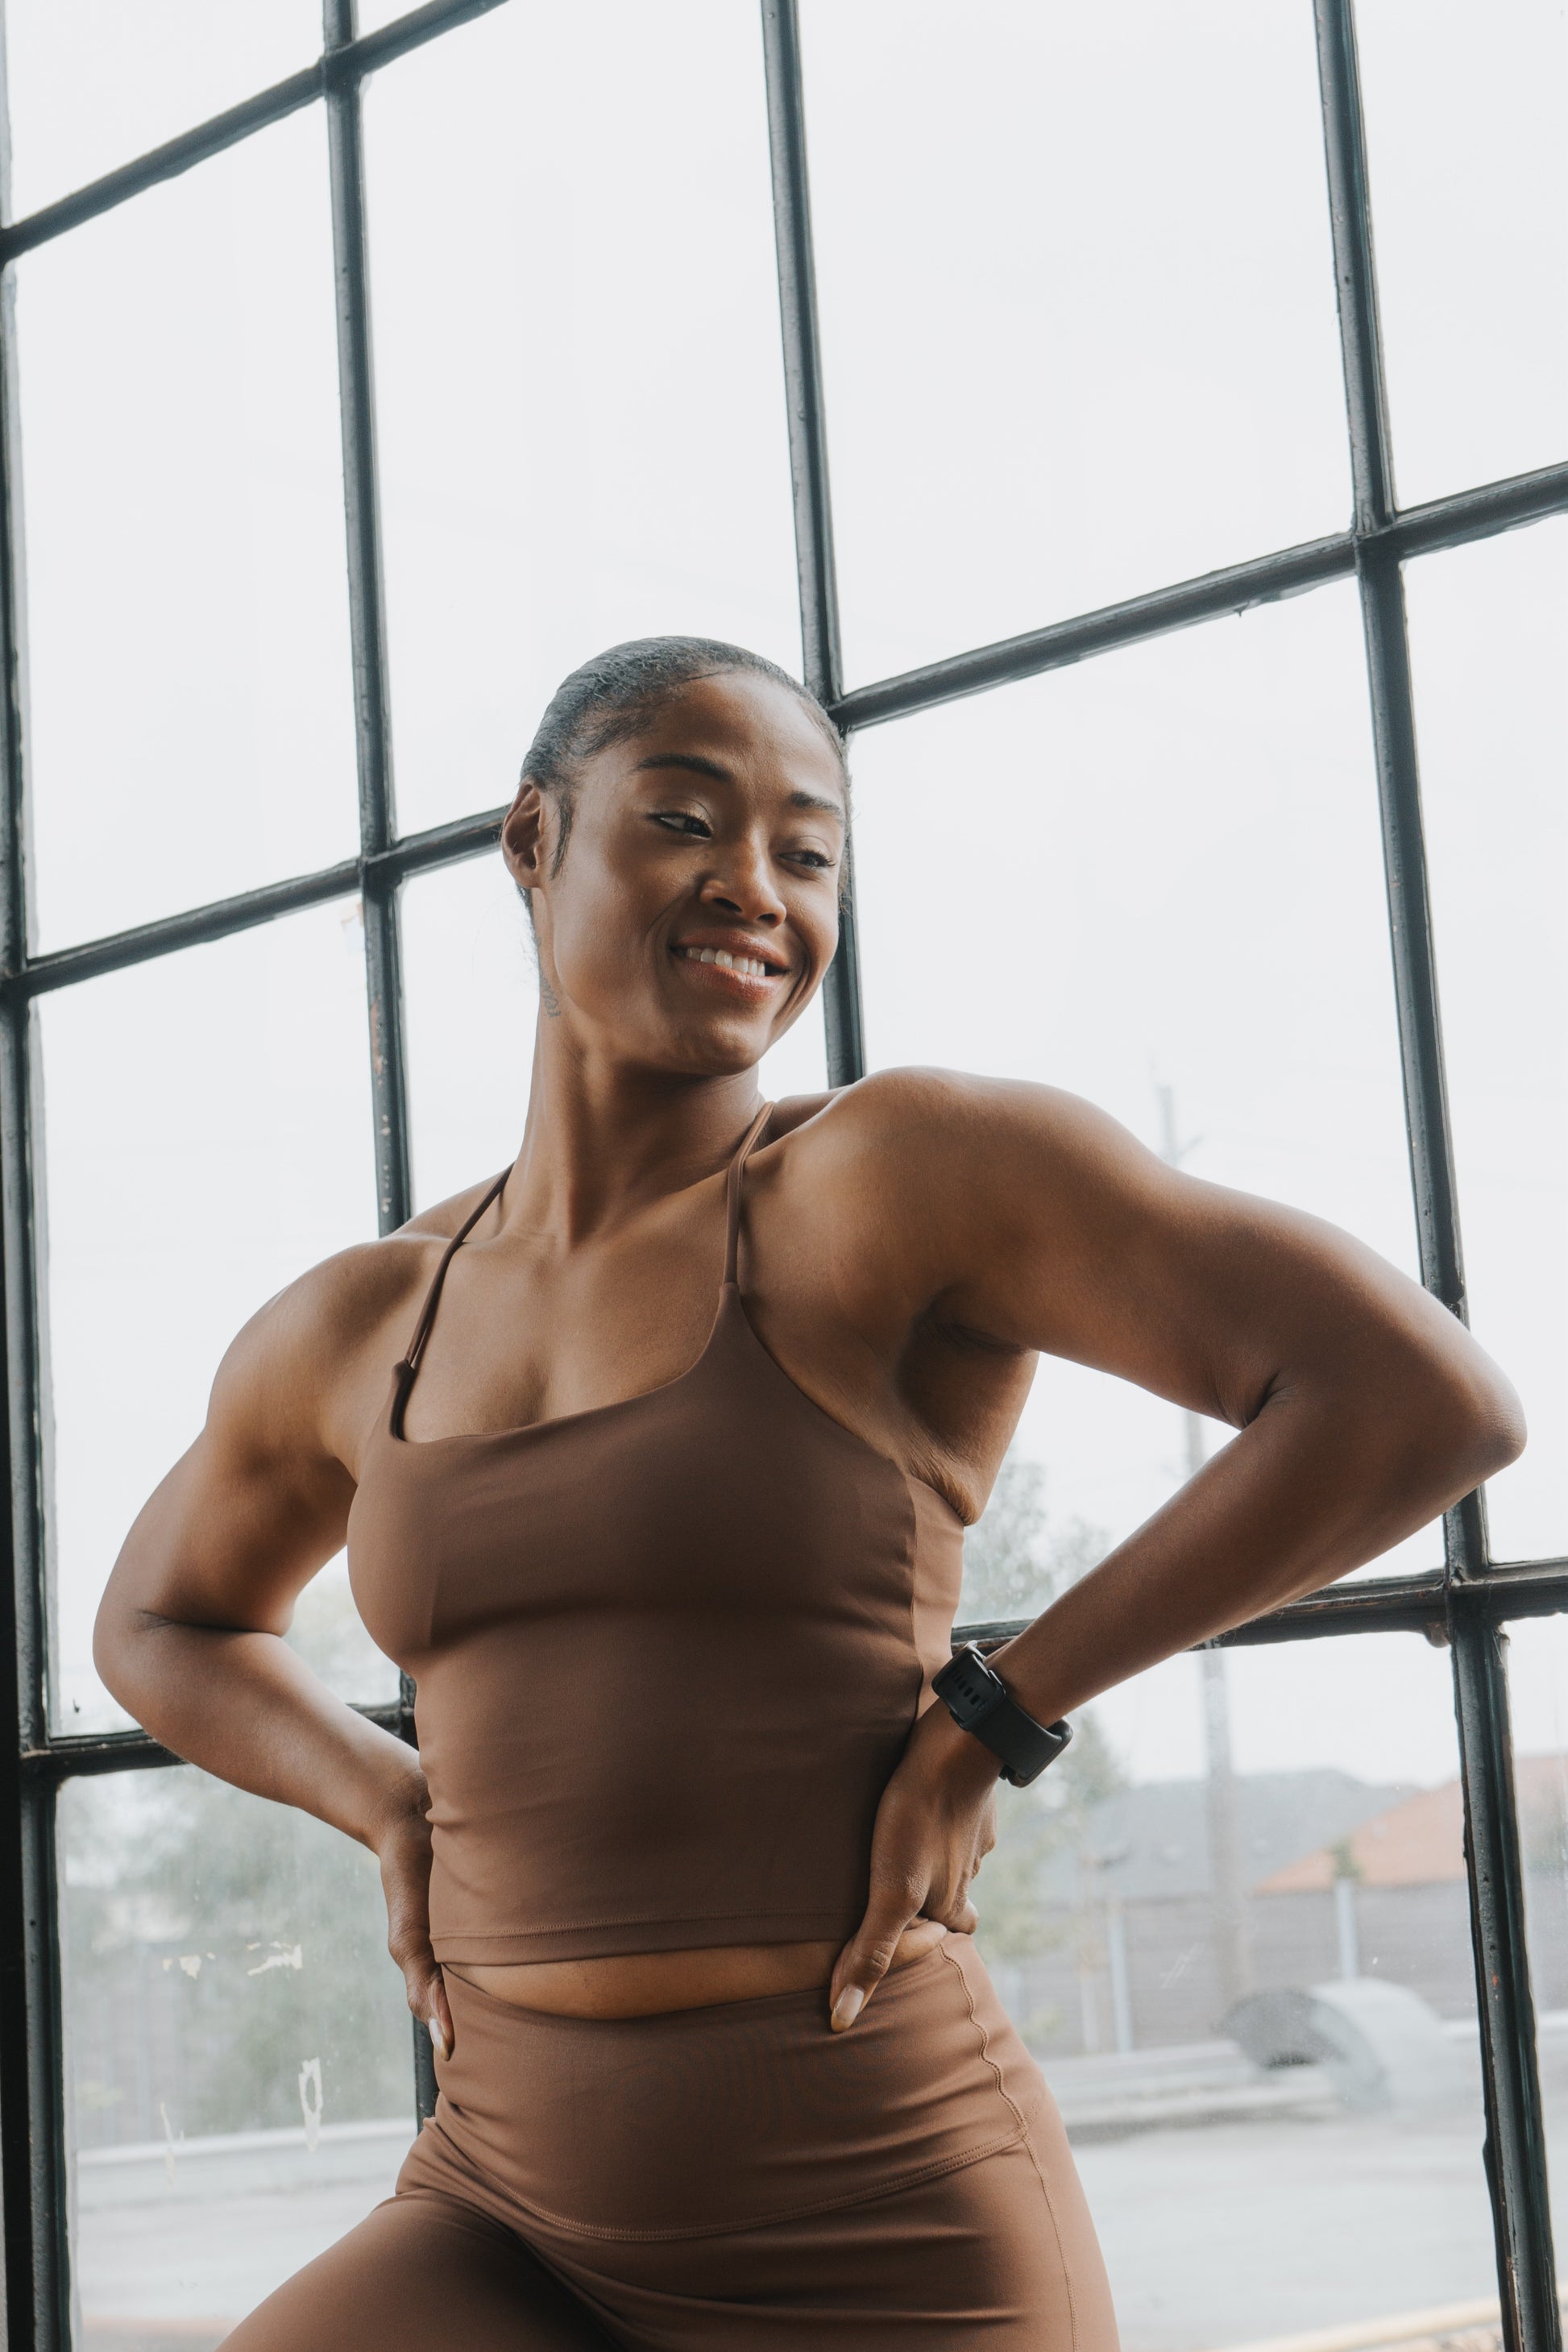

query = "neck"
[[498, 1017, 764, 1250]]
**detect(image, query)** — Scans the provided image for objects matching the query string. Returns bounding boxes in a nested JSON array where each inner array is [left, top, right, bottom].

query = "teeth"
[[681, 946, 774, 978]]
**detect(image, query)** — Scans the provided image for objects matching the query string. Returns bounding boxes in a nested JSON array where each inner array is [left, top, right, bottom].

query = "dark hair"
[[518, 635, 848, 882]]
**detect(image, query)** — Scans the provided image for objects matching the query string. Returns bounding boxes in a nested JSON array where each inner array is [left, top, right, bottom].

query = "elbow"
[[1462, 1371, 1528, 1487], [92, 1575, 157, 1720], [91, 1589, 133, 1713], [1404, 1337, 1527, 1504]]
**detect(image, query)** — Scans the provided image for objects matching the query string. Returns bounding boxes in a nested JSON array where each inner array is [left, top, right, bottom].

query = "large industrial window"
[[1, 5, 1565, 2349]]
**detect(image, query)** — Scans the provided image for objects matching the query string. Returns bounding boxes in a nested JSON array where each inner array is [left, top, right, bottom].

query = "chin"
[[658, 1020, 771, 1078]]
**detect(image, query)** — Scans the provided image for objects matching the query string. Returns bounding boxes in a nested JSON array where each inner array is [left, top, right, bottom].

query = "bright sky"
[[4, 2, 1564, 1816]]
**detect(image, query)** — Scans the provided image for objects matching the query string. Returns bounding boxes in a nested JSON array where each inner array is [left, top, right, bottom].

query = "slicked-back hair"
[[516, 636, 849, 897]]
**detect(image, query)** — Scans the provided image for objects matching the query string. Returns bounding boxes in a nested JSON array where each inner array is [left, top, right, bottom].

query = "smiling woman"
[[87, 628, 1521, 2350], [502, 637, 848, 1076]]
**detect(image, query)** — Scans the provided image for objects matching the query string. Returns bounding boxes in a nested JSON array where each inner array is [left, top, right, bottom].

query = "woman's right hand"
[[376, 1786, 453, 2059]]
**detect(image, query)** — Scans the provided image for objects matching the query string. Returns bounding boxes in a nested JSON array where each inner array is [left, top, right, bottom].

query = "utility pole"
[[1157, 1085, 1255, 2018]]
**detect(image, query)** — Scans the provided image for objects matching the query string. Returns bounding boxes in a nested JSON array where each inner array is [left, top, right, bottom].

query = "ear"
[[501, 781, 550, 896]]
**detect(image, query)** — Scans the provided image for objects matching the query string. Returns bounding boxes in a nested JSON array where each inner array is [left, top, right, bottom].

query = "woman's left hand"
[[828, 1699, 1002, 2031]]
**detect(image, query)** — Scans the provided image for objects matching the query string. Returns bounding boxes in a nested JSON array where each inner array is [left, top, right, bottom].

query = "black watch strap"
[[931, 1643, 1072, 1787]]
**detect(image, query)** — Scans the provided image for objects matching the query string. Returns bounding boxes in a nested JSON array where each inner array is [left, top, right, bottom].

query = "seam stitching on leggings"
[[936, 1938, 1081, 2350], [480, 2130, 1024, 2246]]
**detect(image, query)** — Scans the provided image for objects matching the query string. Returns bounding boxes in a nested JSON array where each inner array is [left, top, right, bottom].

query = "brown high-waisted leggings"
[[220, 1935, 1118, 2349]]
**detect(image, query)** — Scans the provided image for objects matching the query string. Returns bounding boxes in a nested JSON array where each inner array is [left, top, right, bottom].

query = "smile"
[[672, 945, 785, 982]]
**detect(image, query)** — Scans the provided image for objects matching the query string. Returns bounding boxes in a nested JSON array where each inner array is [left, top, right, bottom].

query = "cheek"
[[547, 886, 644, 1006], [798, 894, 840, 981]]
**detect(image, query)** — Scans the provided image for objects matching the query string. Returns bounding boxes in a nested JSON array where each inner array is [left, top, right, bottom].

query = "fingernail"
[[830, 1986, 864, 2032], [429, 2014, 447, 2057]]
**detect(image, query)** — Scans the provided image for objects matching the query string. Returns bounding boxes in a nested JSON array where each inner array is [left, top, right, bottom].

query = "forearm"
[[985, 1364, 1519, 1728], [95, 1609, 425, 1852]]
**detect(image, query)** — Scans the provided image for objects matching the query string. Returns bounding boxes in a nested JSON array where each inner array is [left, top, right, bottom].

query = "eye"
[[652, 810, 712, 840], [786, 846, 836, 872]]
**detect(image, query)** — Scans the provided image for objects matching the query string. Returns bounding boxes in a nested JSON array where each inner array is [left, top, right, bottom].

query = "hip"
[[394, 1927, 1121, 2345], [404, 1931, 1046, 2241]]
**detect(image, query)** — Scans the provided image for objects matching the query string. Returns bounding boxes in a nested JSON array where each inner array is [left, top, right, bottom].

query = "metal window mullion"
[[322, 0, 430, 2127], [0, 98, 73, 2344], [1454, 1622, 1560, 2342], [760, 0, 865, 1088], [1313, 2, 1558, 2343], [323, 0, 410, 1234], [0, 0, 513, 263]]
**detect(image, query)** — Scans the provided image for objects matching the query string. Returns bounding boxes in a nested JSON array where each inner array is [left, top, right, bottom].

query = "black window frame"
[[0, 2, 1565, 2345]]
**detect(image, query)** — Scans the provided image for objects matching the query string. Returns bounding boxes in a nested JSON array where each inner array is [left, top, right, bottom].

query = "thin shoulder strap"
[[391, 1164, 512, 1434], [724, 1101, 775, 1287]]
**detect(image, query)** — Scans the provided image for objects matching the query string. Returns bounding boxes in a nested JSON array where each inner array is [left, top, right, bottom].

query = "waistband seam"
[[420, 2118, 1027, 2245], [430, 1906, 856, 1956]]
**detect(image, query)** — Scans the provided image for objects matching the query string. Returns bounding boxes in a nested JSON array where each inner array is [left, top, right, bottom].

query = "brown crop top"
[[346, 1101, 967, 1964]]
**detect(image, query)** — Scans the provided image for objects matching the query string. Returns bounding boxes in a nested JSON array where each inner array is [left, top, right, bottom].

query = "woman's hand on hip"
[[375, 1784, 454, 2059], [828, 1699, 1001, 2031]]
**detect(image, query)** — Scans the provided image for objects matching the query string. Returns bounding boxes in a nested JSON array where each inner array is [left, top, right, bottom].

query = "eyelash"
[[651, 811, 835, 871]]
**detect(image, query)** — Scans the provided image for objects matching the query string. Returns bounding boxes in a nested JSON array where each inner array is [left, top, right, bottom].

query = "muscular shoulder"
[[774, 1066, 1144, 1214], [205, 1173, 511, 1478], [763, 1068, 1172, 1344]]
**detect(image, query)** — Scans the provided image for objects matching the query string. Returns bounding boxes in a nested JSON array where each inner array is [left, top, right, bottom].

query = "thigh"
[[217, 2186, 622, 2352]]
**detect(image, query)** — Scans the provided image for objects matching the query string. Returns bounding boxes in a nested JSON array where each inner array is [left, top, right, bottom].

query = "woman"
[[96, 636, 1524, 2350]]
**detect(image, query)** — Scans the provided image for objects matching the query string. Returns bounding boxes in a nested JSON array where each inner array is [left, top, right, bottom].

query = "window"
[[1, 3, 1563, 2346]]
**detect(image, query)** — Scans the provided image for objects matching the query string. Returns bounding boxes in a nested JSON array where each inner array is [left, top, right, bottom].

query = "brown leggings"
[[219, 1934, 1118, 2349]]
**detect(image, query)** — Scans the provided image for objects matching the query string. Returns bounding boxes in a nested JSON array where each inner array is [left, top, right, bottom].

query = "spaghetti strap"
[[391, 1165, 512, 1437], [724, 1101, 774, 1287]]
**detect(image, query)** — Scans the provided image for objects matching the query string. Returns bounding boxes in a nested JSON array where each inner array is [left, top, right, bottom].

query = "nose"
[[699, 837, 786, 927]]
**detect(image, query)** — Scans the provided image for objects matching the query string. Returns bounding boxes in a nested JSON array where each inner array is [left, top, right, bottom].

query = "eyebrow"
[[634, 752, 732, 783], [633, 751, 846, 823]]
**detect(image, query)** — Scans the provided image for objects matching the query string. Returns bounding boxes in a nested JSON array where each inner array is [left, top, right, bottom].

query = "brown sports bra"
[[346, 1101, 966, 1964]]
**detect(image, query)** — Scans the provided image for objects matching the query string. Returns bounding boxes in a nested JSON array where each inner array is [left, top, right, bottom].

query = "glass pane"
[[1504, 1611, 1568, 2269], [1358, 0, 1568, 509], [14, 108, 357, 951], [2, 0, 318, 222], [969, 1630, 1495, 2342], [63, 1765, 413, 2350], [800, 0, 1350, 688], [1405, 518, 1568, 1562], [363, 4, 802, 839], [404, 857, 537, 1216], [403, 853, 828, 1219], [38, 902, 386, 1734], [854, 580, 1441, 1584], [759, 983, 829, 1105]]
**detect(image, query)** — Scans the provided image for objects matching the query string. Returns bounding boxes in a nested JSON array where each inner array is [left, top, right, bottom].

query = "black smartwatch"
[[931, 1643, 1072, 1787]]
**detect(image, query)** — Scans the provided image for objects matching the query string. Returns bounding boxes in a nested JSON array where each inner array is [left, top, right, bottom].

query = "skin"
[[93, 669, 1527, 2061]]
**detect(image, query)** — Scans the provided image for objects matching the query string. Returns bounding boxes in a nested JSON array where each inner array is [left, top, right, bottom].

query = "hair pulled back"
[[518, 636, 848, 882]]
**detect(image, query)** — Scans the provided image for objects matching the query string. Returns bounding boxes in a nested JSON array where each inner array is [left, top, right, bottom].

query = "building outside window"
[[0, 4, 1565, 2349]]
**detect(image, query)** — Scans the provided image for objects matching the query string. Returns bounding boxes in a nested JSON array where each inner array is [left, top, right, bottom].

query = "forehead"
[[606, 671, 847, 812]]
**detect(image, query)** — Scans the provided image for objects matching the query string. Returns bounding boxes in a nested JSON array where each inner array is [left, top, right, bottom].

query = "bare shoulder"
[[757, 1066, 1195, 1363], [767, 1067, 1143, 1203], [206, 1172, 512, 1474]]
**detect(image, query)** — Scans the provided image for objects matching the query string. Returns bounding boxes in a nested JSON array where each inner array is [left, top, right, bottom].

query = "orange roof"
[[1257, 1754, 1568, 1893]]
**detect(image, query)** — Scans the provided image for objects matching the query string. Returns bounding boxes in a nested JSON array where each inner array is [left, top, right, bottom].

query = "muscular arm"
[[863, 1070, 1525, 1723], [91, 1250, 425, 1852]]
